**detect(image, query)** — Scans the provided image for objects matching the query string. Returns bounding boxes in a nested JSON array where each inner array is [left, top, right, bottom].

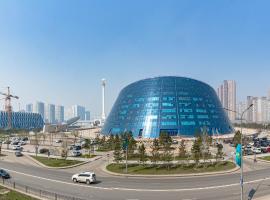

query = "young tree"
[[216, 143, 224, 163], [178, 140, 187, 158], [201, 131, 210, 167], [159, 132, 173, 169], [121, 131, 137, 158], [138, 143, 147, 165], [84, 138, 91, 156], [150, 138, 160, 167], [61, 136, 69, 159], [113, 134, 123, 164], [108, 134, 115, 150], [233, 130, 242, 147], [72, 130, 79, 145], [191, 138, 201, 166]]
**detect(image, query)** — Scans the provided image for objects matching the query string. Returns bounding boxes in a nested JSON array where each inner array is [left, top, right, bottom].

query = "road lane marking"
[[3, 167, 270, 192]]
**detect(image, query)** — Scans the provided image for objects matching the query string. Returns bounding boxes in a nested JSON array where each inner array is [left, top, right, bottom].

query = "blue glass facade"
[[0, 111, 44, 130], [102, 76, 233, 138]]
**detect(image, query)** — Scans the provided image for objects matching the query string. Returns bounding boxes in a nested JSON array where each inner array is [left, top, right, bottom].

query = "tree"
[[113, 134, 123, 164], [121, 132, 137, 158], [233, 131, 242, 147], [138, 143, 147, 165], [191, 138, 201, 166], [216, 143, 224, 163], [201, 131, 210, 167], [108, 134, 115, 150], [61, 134, 69, 159], [72, 130, 79, 145], [84, 138, 91, 156], [150, 138, 160, 167], [178, 140, 187, 158], [159, 132, 173, 169]]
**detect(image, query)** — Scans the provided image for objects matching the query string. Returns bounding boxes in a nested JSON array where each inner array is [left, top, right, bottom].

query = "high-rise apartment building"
[[85, 111, 90, 121], [26, 104, 33, 113], [217, 80, 236, 121], [72, 105, 85, 120], [34, 102, 45, 120], [55, 105, 64, 123], [246, 96, 268, 123], [45, 104, 55, 124]]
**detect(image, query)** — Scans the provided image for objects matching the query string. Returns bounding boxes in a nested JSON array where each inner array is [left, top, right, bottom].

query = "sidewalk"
[[2, 149, 99, 162], [255, 195, 270, 200]]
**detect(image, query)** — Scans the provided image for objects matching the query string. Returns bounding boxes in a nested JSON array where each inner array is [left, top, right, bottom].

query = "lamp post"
[[224, 104, 253, 200]]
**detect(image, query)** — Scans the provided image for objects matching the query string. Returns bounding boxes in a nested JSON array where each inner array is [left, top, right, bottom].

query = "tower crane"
[[0, 87, 19, 129]]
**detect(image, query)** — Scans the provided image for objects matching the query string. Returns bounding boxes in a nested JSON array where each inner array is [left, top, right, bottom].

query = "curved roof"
[[102, 76, 233, 138]]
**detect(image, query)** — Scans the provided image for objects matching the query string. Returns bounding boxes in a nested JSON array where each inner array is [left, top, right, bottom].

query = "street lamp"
[[224, 104, 253, 200]]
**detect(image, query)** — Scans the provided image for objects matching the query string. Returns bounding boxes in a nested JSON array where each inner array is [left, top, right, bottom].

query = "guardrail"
[[1, 178, 85, 200]]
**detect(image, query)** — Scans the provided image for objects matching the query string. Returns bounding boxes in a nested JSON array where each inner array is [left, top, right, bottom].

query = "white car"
[[18, 141, 26, 145], [72, 172, 96, 184], [71, 150, 81, 157], [252, 147, 262, 154], [12, 145, 23, 151]]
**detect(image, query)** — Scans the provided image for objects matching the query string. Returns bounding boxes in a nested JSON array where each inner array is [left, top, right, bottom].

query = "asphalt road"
[[1, 156, 270, 200]]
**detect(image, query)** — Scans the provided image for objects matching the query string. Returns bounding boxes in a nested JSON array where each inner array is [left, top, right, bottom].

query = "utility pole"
[[224, 104, 253, 200]]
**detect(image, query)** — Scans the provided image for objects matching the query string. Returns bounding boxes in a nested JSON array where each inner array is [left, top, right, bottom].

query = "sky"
[[1, 0, 270, 118]]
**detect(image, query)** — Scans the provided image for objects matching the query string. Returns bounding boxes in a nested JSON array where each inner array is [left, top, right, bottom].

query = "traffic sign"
[[235, 144, 242, 167]]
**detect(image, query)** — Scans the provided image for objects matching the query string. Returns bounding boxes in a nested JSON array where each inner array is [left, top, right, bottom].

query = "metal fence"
[[1, 178, 86, 200]]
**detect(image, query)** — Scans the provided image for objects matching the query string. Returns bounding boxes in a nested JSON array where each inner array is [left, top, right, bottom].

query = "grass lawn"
[[31, 156, 82, 167], [259, 156, 270, 161], [107, 161, 236, 175], [0, 185, 38, 200], [79, 154, 96, 158]]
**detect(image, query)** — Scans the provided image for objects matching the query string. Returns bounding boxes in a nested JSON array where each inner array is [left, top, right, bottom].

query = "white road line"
[[3, 167, 270, 192]]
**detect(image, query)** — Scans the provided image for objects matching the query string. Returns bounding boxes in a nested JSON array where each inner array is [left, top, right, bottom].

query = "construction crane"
[[0, 87, 19, 129]]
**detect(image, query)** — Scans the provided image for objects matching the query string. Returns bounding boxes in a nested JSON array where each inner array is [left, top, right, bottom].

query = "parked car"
[[12, 145, 23, 151], [252, 147, 262, 154], [172, 140, 178, 145], [15, 151, 23, 157], [18, 141, 26, 145], [55, 139, 62, 143], [261, 146, 268, 153], [22, 137, 28, 141], [11, 141, 19, 145], [245, 150, 254, 155], [0, 169, 10, 179], [75, 145, 82, 150], [71, 150, 81, 157], [3, 140, 11, 144], [39, 148, 49, 154], [72, 172, 96, 184]]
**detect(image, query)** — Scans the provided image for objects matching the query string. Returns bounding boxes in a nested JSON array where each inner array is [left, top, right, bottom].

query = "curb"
[[102, 162, 240, 178], [0, 183, 46, 200], [26, 155, 102, 169], [245, 156, 270, 164]]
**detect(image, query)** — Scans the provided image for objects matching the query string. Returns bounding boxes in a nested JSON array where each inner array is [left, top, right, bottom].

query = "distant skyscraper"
[[217, 80, 236, 121], [85, 111, 90, 121], [26, 104, 33, 113], [245, 96, 268, 123], [55, 105, 64, 123], [237, 101, 247, 120], [72, 105, 85, 120], [45, 104, 56, 124], [34, 102, 45, 120]]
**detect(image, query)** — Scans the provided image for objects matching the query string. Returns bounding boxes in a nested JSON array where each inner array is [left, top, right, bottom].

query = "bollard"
[[55, 193, 57, 200], [13, 182, 15, 189], [25, 186, 28, 193]]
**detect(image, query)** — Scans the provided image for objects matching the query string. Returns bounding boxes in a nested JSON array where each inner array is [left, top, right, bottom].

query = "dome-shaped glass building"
[[102, 76, 233, 138]]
